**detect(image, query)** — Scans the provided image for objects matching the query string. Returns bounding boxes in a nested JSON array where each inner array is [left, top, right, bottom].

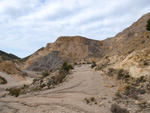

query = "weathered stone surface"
[[23, 36, 104, 71], [27, 51, 63, 71]]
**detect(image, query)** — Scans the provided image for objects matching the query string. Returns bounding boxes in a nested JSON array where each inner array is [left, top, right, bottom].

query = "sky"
[[0, 0, 150, 58]]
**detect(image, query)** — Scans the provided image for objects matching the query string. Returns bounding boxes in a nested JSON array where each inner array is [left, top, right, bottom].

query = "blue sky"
[[0, 0, 150, 58]]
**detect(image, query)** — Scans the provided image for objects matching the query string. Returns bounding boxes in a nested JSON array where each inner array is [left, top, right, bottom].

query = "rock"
[[42, 86, 48, 90], [109, 84, 114, 88], [139, 89, 146, 94], [135, 100, 142, 105], [99, 102, 103, 107], [40, 84, 46, 88]]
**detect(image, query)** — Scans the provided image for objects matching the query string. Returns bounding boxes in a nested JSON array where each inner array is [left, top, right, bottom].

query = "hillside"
[[0, 50, 20, 61], [103, 13, 150, 56], [22, 36, 105, 71], [22, 13, 150, 72], [95, 13, 150, 78]]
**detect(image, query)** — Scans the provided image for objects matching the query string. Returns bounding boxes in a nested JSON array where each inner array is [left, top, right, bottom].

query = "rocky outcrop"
[[104, 13, 150, 56], [27, 51, 63, 71], [96, 13, 150, 78], [23, 36, 105, 71]]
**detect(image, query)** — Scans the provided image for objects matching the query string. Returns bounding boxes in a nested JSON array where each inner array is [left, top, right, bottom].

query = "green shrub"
[[123, 84, 138, 99], [9, 88, 20, 97], [111, 104, 129, 113], [61, 62, 73, 72], [117, 69, 130, 80], [90, 97, 95, 102], [115, 91, 122, 98], [54, 62, 73, 84], [86, 99, 90, 104], [51, 76, 55, 80], [42, 70, 49, 77], [0, 76, 7, 84], [117, 69, 124, 79], [136, 76, 146, 84], [141, 40, 145, 44], [87, 62, 91, 64], [84, 98, 90, 104], [146, 19, 150, 31], [91, 61, 97, 68], [33, 78, 39, 83], [107, 68, 116, 76], [74, 62, 77, 65]]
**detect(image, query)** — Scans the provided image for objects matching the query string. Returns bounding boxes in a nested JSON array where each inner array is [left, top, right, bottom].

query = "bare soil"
[[0, 65, 121, 113]]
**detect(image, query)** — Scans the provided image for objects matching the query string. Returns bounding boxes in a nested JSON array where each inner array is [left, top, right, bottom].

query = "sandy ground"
[[0, 72, 33, 89], [0, 65, 118, 113]]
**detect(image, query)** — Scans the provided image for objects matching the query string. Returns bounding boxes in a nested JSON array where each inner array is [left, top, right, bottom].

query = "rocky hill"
[[0, 50, 20, 61], [96, 13, 150, 78], [23, 13, 150, 72], [103, 13, 150, 57], [23, 36, 106, 71]]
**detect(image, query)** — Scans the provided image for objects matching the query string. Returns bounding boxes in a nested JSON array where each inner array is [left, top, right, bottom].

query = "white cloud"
[[0, 0, 150, 57]]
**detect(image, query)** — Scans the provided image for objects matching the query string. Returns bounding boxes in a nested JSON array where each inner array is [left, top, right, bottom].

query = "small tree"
[[146, 19, 150, 31]]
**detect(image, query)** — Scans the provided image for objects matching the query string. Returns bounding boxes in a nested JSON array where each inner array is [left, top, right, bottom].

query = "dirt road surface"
[[0, 65, 118, 113]]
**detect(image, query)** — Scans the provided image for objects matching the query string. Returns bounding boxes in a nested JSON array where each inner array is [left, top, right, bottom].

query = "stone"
[[135, 100, 142, 105], [99, 102, 103, 107], [139, 89, 146, 94]]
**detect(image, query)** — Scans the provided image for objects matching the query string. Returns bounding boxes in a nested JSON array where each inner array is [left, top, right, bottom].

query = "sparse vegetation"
[[90, 97, 95, 102], [87, 62, 91, 64], [86, 99, 90, 104], [84, 97, 97, 105], [42, 70, 50, 77], [123, 84, 138, 99], [51, 76, 55, 80], [84, 98, 90, 104], [107, 68, 116, 76], [54, 62, 73, 83], [141, 40, 145, 44], [0, 50, 20, 60], [33, 78, 39, 84], [136, 76, 146, 84], [143, 60, 149, 66], [146, 19, 150, 31], [9, 88, 20, 97], [111, 104, 129, 113], [61, 62, 73, 72], [33, 87, 41, 92], [115, 91, 122, 98], [0, 76, 7, 84], [91, 61, 97, 68], [117, 69, 130, 80], [74, 62, 77, 65]]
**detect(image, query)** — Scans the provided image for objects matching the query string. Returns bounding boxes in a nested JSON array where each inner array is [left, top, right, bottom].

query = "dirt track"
[[0, 65, 118, 113]]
